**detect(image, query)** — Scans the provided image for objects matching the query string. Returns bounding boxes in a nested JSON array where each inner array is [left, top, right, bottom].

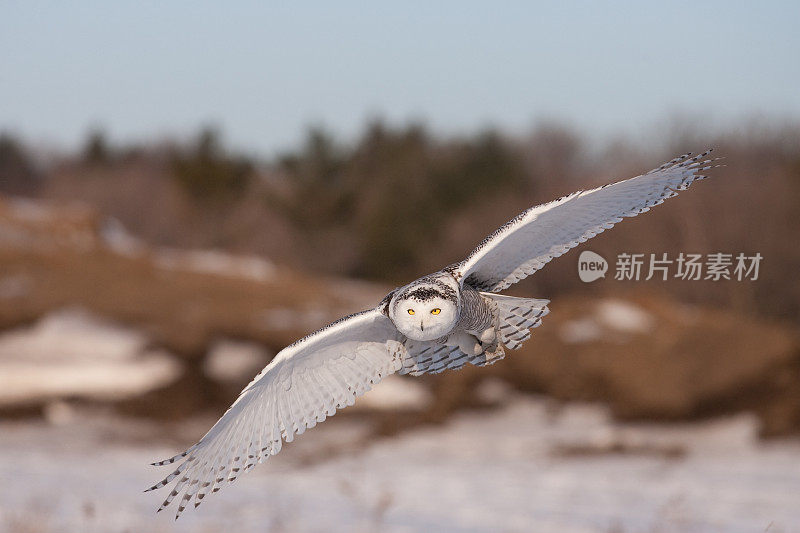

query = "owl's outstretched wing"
[[146, 307, 404, 518], [456, 150, 719, 292]]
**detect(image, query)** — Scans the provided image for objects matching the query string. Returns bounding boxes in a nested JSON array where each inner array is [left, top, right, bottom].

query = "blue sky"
[[2, 1, 799, 156]]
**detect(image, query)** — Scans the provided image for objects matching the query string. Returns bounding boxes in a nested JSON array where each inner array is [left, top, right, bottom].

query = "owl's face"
[[389, 285, 458, 341]]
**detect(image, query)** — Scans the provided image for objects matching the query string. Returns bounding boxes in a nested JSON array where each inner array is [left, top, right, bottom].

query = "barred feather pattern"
[[459, 150, 721, 293], [399, 339, 504, 375], [146, 308, 405, 519], [483, 293, 550, 350], [456, 284, 495, 333]]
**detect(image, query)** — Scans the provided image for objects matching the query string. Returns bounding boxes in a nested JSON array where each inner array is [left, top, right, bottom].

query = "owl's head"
[[388, 282, 459, 341]]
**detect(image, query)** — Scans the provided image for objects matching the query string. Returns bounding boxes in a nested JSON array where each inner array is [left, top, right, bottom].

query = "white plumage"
[[147, 150, 719, 517]]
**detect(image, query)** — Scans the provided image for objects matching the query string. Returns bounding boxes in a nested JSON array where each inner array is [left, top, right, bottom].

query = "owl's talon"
[[479, 327, 496, 344], [450, 331, 483, 355]]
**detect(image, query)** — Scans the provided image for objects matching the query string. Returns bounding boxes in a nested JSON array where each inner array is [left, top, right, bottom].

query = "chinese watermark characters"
[[579, 251, 762, 282]]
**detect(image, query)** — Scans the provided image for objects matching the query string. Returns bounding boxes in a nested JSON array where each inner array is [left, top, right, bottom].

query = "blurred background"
[[2, 2, 800, 531]]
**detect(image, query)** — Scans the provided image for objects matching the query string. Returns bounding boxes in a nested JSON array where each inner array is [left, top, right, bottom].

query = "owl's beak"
[[420, 321, 425, 332]]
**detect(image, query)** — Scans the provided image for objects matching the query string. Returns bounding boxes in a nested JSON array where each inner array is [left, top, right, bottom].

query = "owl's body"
[[148, 151, 720, 518], [386, 270, 541, 364]]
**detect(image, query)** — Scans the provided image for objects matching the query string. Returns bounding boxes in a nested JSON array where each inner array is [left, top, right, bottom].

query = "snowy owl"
[[148, 150, 719, 517]]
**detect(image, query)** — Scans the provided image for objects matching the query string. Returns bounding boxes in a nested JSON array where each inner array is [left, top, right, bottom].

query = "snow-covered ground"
[[0, 309, 180, 406], [559, 298, 655, 344], [2, 395, 799, 533]]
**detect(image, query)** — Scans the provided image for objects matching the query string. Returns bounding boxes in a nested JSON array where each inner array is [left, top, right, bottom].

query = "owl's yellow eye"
[[431, 308, 441, 315], [407, 309, 415, 315]]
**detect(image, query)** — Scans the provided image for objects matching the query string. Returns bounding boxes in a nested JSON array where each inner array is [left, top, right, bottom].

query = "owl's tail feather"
[[482, 293, 550, 350]]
